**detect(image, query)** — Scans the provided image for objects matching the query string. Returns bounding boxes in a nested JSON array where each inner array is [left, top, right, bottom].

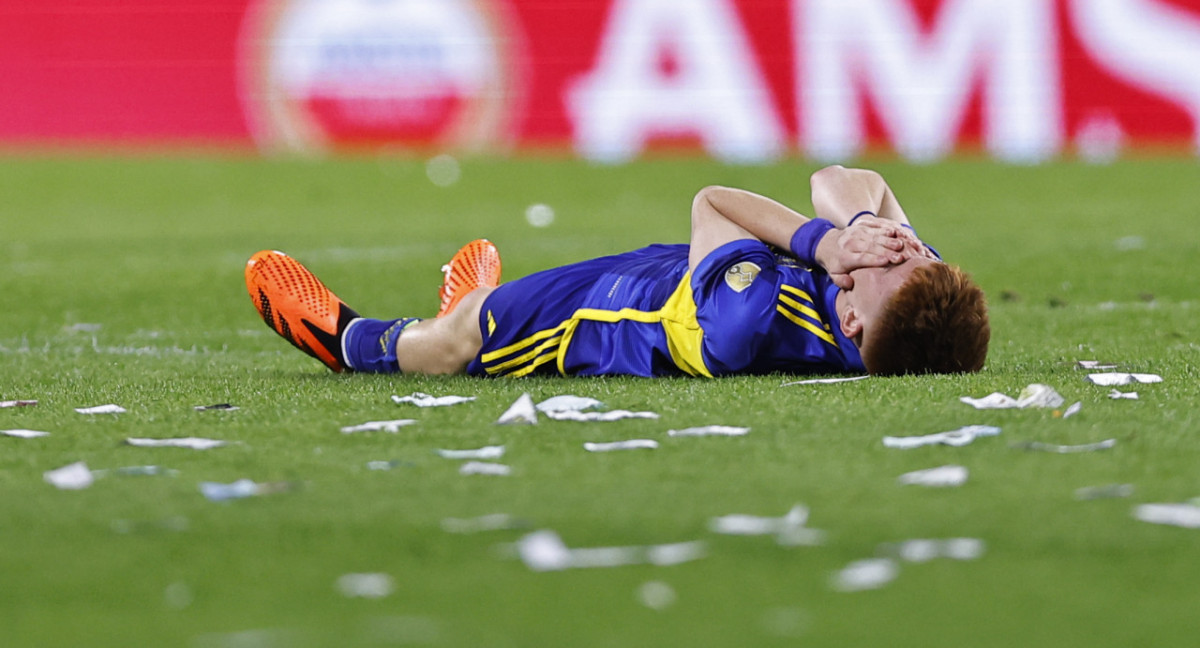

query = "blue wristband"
[[789, 219, 836, 267], [901, 224, 942, 260], [848, 210, 877, 226]]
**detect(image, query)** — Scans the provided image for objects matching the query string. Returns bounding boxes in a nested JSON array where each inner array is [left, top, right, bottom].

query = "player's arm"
[[809, 165, 939, 260], [689, 185, 907, 288]]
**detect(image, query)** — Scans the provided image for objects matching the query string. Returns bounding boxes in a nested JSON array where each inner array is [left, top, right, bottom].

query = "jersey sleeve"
[[690, 239, 781, 375]]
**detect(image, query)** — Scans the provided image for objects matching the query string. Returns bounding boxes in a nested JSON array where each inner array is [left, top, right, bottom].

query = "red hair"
[[862, 264, 990, 375]]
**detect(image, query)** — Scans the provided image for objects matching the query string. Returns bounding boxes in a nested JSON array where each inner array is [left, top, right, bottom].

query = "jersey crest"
[[724, 262, 761, 293]]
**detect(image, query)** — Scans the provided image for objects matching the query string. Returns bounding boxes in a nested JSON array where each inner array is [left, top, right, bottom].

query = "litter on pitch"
[[1011, 438, 1116, 453], [392, 392, 476, 407], [536, 395, 603, 413], [709, 504, 826, 547], [1133, 503, 1200, 529], [76, 403, 127, 415], [459, 461, 512, 476], [667, 425, 750, 437], [780, 375, 870, 386], [883, 425, 1001, 449], [1061, 401, 1083, 418], [830, 558, 898, 592], [437, 445, 505, 460], [126, 437, 229, 450], [193, 403, 239, 411], [897, 465, 968, 487], [1086, 372, 1163, 386], [1077, 360, 1119, 370], [44, 461, 94, 490], [545, 409, 659, 422], [496, 393, 538, 425], [2, 429, 50, 439], [637, 581, 677, 611], [93, 465, 179, 478], [336, 573, 395, 599], [1075, 483, 1134, 500], [0, 399, 37, 408], [441, 513, 528, 534], [881, 538, 986, 562], [199, 479, 293, 502], [514, 529, 706, 571], [960, 383, 1064, 409], [1108, 389, 1139, 400], [583, 439, 659, 452], [341, 419, 418, 434]]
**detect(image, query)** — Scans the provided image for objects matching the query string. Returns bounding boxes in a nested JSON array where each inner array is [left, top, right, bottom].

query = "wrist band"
[[848, 210, 877, 226], [789, 219, 836, 266]]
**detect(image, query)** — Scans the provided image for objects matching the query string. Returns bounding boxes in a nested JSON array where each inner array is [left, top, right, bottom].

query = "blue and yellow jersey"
[[466, 240, 864, 378]]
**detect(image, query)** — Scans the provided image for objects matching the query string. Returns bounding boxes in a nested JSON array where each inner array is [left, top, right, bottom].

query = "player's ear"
[[839, 305, 863, 341]]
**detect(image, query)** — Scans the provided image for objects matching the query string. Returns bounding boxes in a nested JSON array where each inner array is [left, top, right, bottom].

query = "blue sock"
[[342, 318, 420, 373]]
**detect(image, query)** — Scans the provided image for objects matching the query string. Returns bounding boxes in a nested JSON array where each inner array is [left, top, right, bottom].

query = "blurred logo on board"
[[239, 0, 522, 153]]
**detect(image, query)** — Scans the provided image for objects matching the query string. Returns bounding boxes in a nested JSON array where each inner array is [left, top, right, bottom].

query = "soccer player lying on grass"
[[246, 165, 989, 377]]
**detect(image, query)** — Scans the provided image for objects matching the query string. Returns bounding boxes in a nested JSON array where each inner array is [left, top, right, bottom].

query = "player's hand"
[[814, 220, 909, 289]]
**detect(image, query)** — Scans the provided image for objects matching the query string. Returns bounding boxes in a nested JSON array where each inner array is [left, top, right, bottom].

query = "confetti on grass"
[[341, 419, 418, 434], [437, 445, 505, 460], [126, 437, 229, 450], [1133, 503, 1200, 529], [515, 530, 706, 571], [960, 384, 1064, 409], [583, 439, 658, 452], [536, 395, 603, 412], [392, 392, 476, 407], [883, 425, 1000, 449], [897, 465, 968, 487], [831, 558, 898, 592], [0, 400, 37, 408], [336, 573, 395, 599], [545, 409, 659, 422], [1077, 360, 1118, 370], [1087, 373, 1162, 386], [44, 461, 94, 490], [496, 393, 538, 425], [668, 425, 749, 437], [459, 461, 512, 476], [76, 404, 126, 415], [1108, 390, 1138, 400], [709, 504, 825, 546], [882, 538, 986, 562], [441, 514, 528, 534], [1012, 438, 1116, 453], [194, 403, 239, 411], [1075, 484, 1134, 500], [780, 375, 869, 386], [199, 479, 292, 502], [2, 429, 50, 439]]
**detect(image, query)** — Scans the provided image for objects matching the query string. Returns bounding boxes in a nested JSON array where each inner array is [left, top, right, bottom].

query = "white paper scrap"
[[514, 530, 706, 571], [887, 538, 986, 562], [1087, 372, 1162, 386], [883, 425, 1001, 449], [76, 404, 126, 415], [536, 395, 603, 413], [2, 429, 50, 439], [667, 425, 750, 437], [336, 573, 395, 599], [437, 445, 505, 460], [831, 558, 898, 592], [340, 419, 418, 434], [194, 403, 239, 411], [898, 465, 968, 487], [544, 409, 659, 422], [1133, 503, 1200, 529], [496, 393, 538, 425], [1075, 484, 1134, 500], [709, 505, 809, 536], [637, 581, 677, 611], [1062, 401, 1082, 418], [459, 461, 512, 476], [199, 479, 260, 502], [391, 392, 476, 407], [781, 375, 870, 386], [1077, 360, 1118, 370], [584, 439, 658, 452], [1012, 438, 1116, 453], [1108, 390, 1139, 400], [441, 513, 526, 534], [0, 400, 37, 408], [44, 461, 94, 490], [960, 384, 1064, 410], [93, 465, 179, 478], [126, 437, 228, 450]]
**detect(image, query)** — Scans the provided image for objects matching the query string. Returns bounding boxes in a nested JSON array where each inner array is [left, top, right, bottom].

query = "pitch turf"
[[1, 155, 1198, 647]]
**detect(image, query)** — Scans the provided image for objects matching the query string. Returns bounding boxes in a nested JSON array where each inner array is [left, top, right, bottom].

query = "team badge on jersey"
[[724, 262, 761, 293]]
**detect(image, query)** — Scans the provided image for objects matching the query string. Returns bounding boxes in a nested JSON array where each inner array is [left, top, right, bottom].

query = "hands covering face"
[[816, 219, 938, 289]]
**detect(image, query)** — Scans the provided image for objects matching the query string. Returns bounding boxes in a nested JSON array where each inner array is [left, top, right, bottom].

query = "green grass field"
[[1, 155, 1198, 647]]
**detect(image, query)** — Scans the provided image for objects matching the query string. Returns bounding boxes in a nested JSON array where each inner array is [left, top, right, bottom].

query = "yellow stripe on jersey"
[[777, 293, 826, 327], [779, 284, 816, 303], [775, 305, 838, 346], [478, 272, 711, 378]]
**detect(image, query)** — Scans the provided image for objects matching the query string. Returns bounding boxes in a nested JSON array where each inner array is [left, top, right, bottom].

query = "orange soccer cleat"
[[437, 239, 502, 317], [245, 250, 360, 372]]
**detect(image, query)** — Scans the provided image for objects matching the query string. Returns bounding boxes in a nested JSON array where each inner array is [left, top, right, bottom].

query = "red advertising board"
[[0, 0, 1197, 162]]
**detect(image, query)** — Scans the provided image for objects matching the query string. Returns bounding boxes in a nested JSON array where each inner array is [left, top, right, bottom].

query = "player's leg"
[[393, 287, 492, 374]]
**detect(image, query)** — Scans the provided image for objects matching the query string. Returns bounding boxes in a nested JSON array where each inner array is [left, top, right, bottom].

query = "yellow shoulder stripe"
[[778, 293, 826, 327], [779, 284, 816, 303], [775, 305, 838, 346]]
